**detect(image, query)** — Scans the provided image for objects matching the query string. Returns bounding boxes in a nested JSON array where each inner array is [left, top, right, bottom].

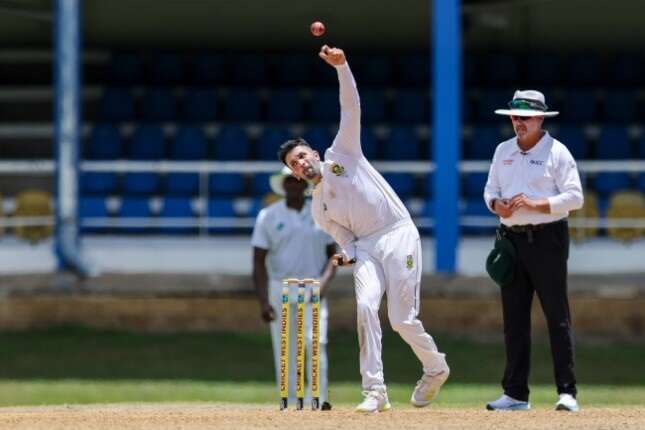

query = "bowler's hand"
[[332, 253, 355, 267], [260, 302, 275, 323], [319, 45, 346, 67], [493, 199, 514, 219]]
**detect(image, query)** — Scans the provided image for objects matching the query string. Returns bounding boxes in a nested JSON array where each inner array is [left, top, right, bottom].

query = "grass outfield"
[[0, 327, 643, 407]]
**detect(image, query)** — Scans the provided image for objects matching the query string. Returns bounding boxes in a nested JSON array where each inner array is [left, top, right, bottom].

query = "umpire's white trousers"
[[268, 279, 329, 404], [353, 219, 448, 390]]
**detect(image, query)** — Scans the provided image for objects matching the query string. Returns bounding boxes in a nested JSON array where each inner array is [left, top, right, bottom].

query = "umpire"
[[483, 90, 583, 412]]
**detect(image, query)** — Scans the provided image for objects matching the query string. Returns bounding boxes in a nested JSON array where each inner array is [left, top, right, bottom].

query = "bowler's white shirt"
[[311, 63, 411, 260], [251, 199, 333, 281], [483, 131, 584, 226]]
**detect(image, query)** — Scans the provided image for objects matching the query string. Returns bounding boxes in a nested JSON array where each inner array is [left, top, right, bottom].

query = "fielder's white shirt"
[[311, 63, 411, 260], [483, 131, 584, 226], [251, 199, 334, 281]]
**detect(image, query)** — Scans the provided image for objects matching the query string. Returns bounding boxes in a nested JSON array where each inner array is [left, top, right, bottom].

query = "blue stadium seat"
[[256, 127, 290, 160], [100, 87, 135, 121], [123, 173, 160, 195], [608, 54, 642, 87], [417, 198, 435, 234], [150, 53, 184, 85], [191, 54, 226, 84], [274, 54, 314, 85], [383, 127, 421, 160], [594, 173, 632, 198], [81, 173, 119, 195], [79, 196, 109, 233], [461, 198, 496, 235], [561, 90, 597, 123], [303, 126, 333, 155], [483, 54, 520, 87], [637, 174, 645, 193], [229, 54, 267, 85], [267, 89, 303, 122], [477, 90, 511, 122], [361, 90, 388, 124], [638, 135, 645, 159], [360, 127, 379, 159], [311, 58, 338, 85], [129, 125, 165, 159], [399, 54, 429, 86], [166, 174, 199, 196], [555, 126, 589, 159], [310, 89, 339, 122], [141, 88, 177, 121], [171, 126, 208, 160], [208, 198, 237, 233], [86, 124, 123, 159], [159, 197, 196, 234], [118, 197, 152, 233], [246, 197, 264, 218], [463, 173, 488, 198], [224, 88, 261, 121], [566, 54, 603, 86], [463, 53, 480, 86], [213, 126, 251, 160], [361, 56, 393, 85], [465, 125, 503, 160], [392, 90, 427, 123], [603, 91, 638, 123], [526, 53, 562, 86], [209, 173, 245, 196], [183, 88, 218, 122], [596, 126, 632, 160], [250, 173, 272, 196], [109, 52, 144, 84], [424, 173, 434, 197], [382, 173, 416, 198]]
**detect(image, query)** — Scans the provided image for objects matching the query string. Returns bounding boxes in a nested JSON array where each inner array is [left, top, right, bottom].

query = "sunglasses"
[[508, 98, 548, 111]]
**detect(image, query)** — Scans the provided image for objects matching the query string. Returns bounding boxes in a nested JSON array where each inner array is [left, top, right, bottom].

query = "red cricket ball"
[[310, 21, 325, 37]]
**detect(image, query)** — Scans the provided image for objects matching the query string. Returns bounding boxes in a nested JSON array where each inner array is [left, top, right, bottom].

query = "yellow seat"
[[13, 190, 54, 244], [261, 192, 282, 208], [606, 191, 645, 242], [569, 190, 599, 242]]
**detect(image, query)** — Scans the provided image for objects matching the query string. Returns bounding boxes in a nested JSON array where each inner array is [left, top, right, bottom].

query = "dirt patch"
[[0, 403, 643, 430]]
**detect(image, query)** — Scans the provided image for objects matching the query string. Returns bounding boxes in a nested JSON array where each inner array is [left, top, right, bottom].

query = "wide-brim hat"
[[494, 89, 559, 117], [269, 166, 311, 196]]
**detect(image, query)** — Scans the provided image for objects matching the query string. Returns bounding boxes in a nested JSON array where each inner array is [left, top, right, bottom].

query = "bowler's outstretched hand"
[[319, 45, 346, 66]]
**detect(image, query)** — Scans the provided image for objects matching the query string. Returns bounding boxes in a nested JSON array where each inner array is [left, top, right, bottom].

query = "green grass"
[[0, 327, 643, 407]]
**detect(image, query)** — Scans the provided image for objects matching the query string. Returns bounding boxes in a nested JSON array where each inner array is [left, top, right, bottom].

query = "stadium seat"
[[209, 173, 245, 196], [191, 54, 226, 84], [361, 56, 394, 86], [463, 53, 480, 86], [229, 54, 268, 85], [361, 90, 388, 124], [608, 54, 642, 87], [566, 54, 603, 86], [129, 125, 166, 160], [555, 126, 589, 160], [399, 54, 429, 86], [141, 88, 177, 121], [596, 126, 632, 160], [483, 54, 520, 87], [638, 135, 645, 159], [109, 52, 144, 84], [274, 54, 314, 85], [465, 125, 503, 160], [159, 197, 197, 234], [638, 174, 645, 193], [165, 173, 199, 196], [593, 172, 632, 198], [560, 89, 598, 123], [183, 88, 218, 122], [86, 124, 124, 159], [100, 87, 135, 121], [256, 127, 290, 160], [267, 88, 304, 122], [149, 53, 185, 84], [423, 173, 434, 198], [303, 126, 333, 155], [118, 197, 153, 233], [208, 198, 237, 233], [171, 126, 208, 160], [526, 53, 562, 86], [213, 125, 251, 160], [81, 172, 120, 195], [417, 198, 435, 234], [603, 91, 638, 123], [568, 190, 599, 242], [383, 127, 422, 160], [224, 88, 261, 121], [13, 190, 53, 243], [606, 191, 645, 242], [461, 198, 496, 235], [463, 173, 488, 198], [310, 89, 339, 122], [392, 90, 427, 124], [250, 173, 272, 196], [382, 173, 417, 198], [360, 127, 380, 159], [477, 90, 511, 122], [79, 196, 109, 233]]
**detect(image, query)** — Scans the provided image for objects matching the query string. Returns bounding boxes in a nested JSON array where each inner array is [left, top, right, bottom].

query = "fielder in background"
[[484, 90, 583, 412], [277, 45, 450, 413], [252, 166, 337, 410]]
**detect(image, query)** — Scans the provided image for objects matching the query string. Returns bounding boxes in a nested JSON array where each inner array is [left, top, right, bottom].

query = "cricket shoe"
[[410, 369, 450, 407], [486, 394, 530, 411], [355, 387, 391, 413], [555, 394, 579, 412]]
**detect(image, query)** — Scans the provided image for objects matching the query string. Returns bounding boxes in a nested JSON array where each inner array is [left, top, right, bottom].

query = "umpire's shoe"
[[555, 394, 579, 412], [486, 394, 530, 411], [410, 369, 450, 407]]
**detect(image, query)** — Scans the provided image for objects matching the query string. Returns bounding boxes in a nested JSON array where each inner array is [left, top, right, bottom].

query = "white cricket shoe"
[[486, 394, 530, 411], [355, 387, 391, 413], [410, 369, 450, 407], [555, 394, 579, 412]]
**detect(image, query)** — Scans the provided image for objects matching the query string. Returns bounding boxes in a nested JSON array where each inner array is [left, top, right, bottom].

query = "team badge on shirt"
[[276, 222, 284, 231], [331, 162, 346, 176], [406, 255, 414, 269]]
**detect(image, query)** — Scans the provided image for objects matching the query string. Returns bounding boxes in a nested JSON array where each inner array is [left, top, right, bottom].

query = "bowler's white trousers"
[[353, 219, 448, 390], [268, 279, 329, 404]]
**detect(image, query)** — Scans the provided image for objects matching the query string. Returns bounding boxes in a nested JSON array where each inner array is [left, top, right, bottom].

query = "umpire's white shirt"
[[251, 199, 333, 280], [311, 63, 410, 261], [484, 131, 584, 226]]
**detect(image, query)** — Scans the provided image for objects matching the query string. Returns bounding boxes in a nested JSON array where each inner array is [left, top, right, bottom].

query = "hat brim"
[[269, 172, 311, 196], [495, 109, 559, 117]]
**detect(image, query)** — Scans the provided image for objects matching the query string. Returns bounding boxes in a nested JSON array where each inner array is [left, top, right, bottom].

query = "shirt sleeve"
[[483, 146, 503, 213], [548, 147, 584, 214], [250, 209, 270, 250], [329, 62, 362, 158]]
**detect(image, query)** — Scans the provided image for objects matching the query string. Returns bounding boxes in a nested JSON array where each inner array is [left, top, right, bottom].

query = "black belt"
[[502, 219, 566, 233]]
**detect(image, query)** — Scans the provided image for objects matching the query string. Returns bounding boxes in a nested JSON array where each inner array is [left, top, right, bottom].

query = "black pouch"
[[486, 229, 517, 287]]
